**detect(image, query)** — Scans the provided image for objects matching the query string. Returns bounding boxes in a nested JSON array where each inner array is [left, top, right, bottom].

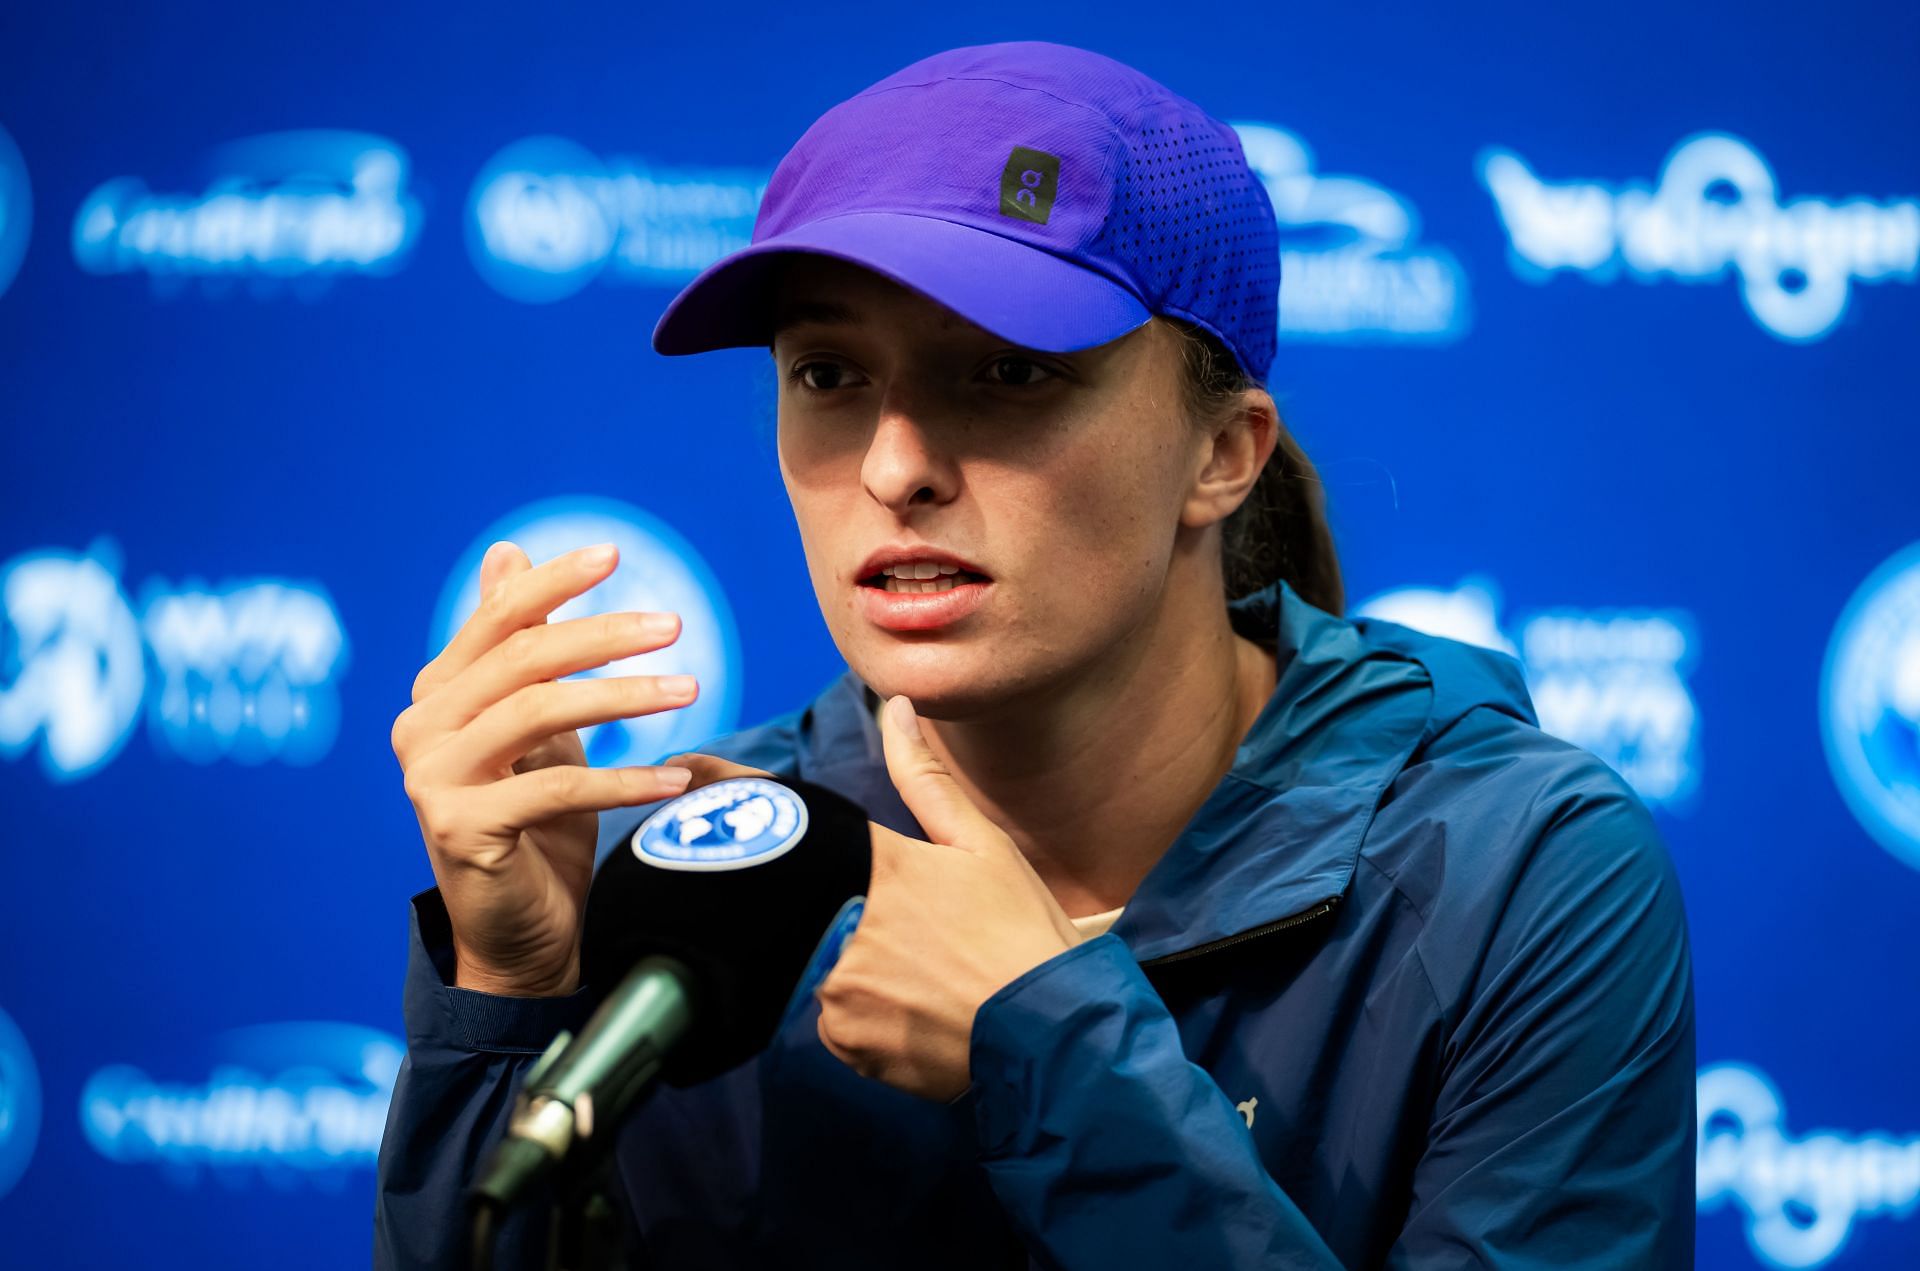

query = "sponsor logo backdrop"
[[1, 4, 1914, 1267]]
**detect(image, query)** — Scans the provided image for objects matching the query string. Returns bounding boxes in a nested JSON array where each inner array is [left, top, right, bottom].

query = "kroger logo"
[[1356, 578, 1699, 805], [81, 1021, 401, 1183], [1478, 132, 1918, 343], [1822, 542, 1920, 871], [0, 123, 30, 299], [72, 130, 422, 290], [1698, 1063, 1920, 1268], [432, 496, 742, 769], [0, 540, 350, 781], [467, 135, 766, 303], [1230, 121, 1471, 344], [0, 1006, 41, 1200], [635, 776, 808, 872]]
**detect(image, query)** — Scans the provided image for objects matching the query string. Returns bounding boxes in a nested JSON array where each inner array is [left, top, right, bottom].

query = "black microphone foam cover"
[[580, 775, 873, 1084]]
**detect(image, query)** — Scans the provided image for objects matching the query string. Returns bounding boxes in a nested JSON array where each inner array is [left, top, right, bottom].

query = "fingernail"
[[889, 695, 923, 741], [659, 766, 693, 792], [660, 675, 697, 699], [631, 612, 675, 640], [583, 542, 616, 565]]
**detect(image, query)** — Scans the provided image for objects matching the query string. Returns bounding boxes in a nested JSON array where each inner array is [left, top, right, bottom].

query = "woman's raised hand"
[[390, 540, 700, 996]]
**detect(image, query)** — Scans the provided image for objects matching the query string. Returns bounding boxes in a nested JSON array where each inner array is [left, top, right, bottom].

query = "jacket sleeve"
[[371, 887, 624, 1271], [1385, 787, 1697, 1268], [966, 934, 1347, 1270], [964, 785, 1695, 1271]]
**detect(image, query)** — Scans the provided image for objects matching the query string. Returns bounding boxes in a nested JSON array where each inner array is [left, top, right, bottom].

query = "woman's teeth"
[[884, 575, 961, 593], [876, 562, 979, 593]]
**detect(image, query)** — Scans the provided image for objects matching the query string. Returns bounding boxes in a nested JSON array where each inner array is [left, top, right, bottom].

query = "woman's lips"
[[857, 575, 993, 631]]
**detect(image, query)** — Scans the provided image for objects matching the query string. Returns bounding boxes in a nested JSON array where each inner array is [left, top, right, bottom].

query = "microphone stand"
[[469, 957, 695, 1270], [547, 1151, 627, 1271], [468, 1017, 662, 1271], [468, 1129, 631, 1271]]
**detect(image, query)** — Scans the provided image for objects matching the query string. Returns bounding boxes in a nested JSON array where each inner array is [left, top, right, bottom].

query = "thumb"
[[878, 695, 1003, 849]]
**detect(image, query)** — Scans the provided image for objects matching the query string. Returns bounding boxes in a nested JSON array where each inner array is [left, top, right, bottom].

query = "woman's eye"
[[786, 355, 1060, 392], [789, 361, 859, 392], [984, 355, 1058, 387]]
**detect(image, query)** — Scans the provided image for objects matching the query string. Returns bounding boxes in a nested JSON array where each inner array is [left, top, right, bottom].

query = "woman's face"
[[770, 254, 1208, 719]]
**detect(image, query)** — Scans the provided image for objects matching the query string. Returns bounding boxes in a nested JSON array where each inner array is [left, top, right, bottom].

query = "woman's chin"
[[851, 651, 1010, 717]]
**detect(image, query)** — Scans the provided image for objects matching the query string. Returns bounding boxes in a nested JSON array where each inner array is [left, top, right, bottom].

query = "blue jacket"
[[372, 580, 1696, 1269]]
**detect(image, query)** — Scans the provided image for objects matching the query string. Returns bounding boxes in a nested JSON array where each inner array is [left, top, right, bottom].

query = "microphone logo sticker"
[[633, 776, 809, 872]]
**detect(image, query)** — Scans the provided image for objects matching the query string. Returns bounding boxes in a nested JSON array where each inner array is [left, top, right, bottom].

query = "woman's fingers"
[[402, 608, 683, 748], [411, 541, 623, 705], [450, 762, 697, 863], [421, 673, 701, 782], [658, 751, 778, 788]]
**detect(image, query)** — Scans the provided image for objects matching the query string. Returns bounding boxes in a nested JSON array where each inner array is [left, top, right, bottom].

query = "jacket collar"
[[777, 580, 1471, 963]]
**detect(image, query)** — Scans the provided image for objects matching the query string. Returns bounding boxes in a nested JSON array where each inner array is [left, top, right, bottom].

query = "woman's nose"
[[861, 394, 957, 512]]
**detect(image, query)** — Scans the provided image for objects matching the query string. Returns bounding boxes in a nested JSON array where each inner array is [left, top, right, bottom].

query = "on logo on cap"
[[999, 146, 1061, 225]]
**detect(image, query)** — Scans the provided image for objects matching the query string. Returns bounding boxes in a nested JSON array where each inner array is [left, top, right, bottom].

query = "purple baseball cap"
[[650, 40, 1280, 382]]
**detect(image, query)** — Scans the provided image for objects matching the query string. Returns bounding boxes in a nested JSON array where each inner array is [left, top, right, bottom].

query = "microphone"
[[469, 774, 873, 1212]]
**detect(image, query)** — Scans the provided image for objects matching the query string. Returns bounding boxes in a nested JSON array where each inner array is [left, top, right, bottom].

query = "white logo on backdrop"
[[1698, 1063, 1920, 1268], [1356, 578, 1699, 804], [72, 130, 421, 291], [0, 544, 146, 780], [81, 1022, 401, 1183], [467, 135, 767, 302], [0, 541, 349, 780], [141, 575, 350, 766], [1230, 121, 1471, 343], [0, 1006, 41, 1200], [0, 122, 31, 298], [462, 124, 1472, 340], [1822, 542, 1920, 872], [431, 496, 743, 768], [1478, 132, 1919, 343]]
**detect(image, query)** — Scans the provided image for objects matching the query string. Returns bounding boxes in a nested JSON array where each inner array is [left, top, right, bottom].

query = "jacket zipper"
[[1136, 895, 1343, 968]]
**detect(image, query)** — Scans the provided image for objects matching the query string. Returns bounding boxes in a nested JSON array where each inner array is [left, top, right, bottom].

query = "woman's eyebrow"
[[771, 299, 861, 336]]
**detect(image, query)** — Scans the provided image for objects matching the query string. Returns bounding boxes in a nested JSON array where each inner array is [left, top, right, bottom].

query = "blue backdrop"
[[2, 3, 1917, 1267]]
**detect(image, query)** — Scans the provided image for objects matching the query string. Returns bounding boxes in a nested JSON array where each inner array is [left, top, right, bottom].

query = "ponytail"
[[1163, 316, 1345, 616]]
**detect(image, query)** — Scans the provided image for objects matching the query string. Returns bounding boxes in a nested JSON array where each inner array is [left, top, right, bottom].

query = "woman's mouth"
[[857, 564, 993, 631]]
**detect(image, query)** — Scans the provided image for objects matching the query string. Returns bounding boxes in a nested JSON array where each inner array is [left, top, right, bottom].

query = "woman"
[[377, 41, 1695, 1269]]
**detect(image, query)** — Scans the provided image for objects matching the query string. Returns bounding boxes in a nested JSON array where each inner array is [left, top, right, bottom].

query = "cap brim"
[[650, 211, 1152, 357]]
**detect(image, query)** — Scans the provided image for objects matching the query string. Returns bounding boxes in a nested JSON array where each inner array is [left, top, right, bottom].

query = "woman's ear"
[[1182, 388, 1279, 530]]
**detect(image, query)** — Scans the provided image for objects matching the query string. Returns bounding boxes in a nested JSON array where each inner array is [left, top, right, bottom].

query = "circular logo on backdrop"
[[1823, 542, 1920, 870], [633, 776, 808, 872], [0, 1006, 42, 1199], [0, 543, 146, 782], [466, 136, 614, 303], [432, 496, 743, 771], [0, 123, 32, 299]]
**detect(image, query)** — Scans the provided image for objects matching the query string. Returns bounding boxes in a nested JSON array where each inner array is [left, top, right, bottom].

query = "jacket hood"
[[667, 579, 1540, 962]]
